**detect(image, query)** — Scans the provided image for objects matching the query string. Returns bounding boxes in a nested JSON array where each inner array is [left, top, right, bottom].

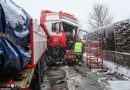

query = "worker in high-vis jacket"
[[74, 38, 84, 65]]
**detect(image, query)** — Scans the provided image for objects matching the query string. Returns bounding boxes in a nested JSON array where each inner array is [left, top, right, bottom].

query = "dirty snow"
[[108, 81, 130, 90], [104, 60, 130, 79], [101, 60, 130, 90], [83, 52, 87, 57], [84, 51, 130, 90]]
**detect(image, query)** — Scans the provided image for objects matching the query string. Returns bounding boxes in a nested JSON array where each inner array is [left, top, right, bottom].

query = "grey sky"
[[12, 0, 130, 30]]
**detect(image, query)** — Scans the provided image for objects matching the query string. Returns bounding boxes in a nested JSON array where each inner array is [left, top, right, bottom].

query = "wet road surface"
[[41, 65, 130, 90], [41, 66, 104, 90], [63, 66, 104, 90]]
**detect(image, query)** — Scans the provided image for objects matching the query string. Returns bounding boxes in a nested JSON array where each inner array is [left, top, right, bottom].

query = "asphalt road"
[[63, 66, 104, 90], [41, 65, 129, 90]]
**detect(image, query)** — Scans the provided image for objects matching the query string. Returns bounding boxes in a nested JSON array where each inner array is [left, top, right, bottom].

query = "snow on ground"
[[100, 60, 130, 90], [84, 51, 130, 90], [83, 52, 87, 58], [84, 51, 130, 79], [104, 60, 130, 79], [108, 81, 130, 90]]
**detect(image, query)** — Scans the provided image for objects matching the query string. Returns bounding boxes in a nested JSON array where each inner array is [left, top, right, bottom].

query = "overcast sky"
[[12, 0, 130, 30]]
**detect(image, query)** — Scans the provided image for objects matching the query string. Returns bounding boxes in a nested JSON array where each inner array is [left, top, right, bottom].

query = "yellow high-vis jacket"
[[74, 42, 83, 54]]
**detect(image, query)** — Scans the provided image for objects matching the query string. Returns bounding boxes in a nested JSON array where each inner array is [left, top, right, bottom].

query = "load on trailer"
[[0, 0, 47, 89], [0, 0, 31, 74], [40, 10, 78, 66]]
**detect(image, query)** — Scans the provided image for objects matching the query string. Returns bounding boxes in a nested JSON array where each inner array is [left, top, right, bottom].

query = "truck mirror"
[[56, 23, 60, 34], [52, 23, 56, 32], [52, 22, 61, 34]]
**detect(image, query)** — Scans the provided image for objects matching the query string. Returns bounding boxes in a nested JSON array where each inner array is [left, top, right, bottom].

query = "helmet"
[[77, 38, 81, 42]]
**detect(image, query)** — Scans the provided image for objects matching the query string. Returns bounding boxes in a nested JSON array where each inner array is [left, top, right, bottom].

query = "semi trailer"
[[0, 0, 79, 89], [0, 0, 47, 89]]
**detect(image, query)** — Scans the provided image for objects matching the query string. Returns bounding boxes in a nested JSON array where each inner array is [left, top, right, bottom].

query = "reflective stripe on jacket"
[[74, 42, 82, 54]]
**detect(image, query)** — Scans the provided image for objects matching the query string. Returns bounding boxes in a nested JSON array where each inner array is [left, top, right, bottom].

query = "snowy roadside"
[[84, 51, 130, 79], [103, 60, 130, 79], [97, 60, 130, 90], [84, 51, 130, 90]]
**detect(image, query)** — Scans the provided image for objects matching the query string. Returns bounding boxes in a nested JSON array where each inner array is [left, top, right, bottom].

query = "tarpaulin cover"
[[0, 0, 30, 74]]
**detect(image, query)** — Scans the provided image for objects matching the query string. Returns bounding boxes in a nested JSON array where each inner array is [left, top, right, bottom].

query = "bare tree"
[[88, 3, 113, 29]]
